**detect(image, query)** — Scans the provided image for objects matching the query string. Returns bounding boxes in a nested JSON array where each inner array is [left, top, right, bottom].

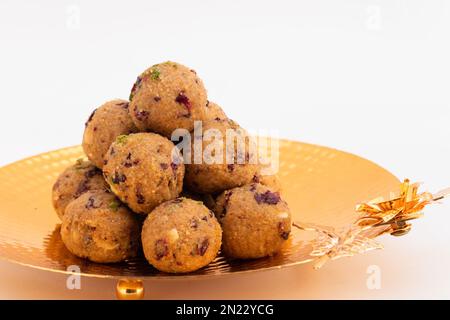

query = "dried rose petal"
[[198, 239, 209, 256], [133, 106, 149, 121], [85, 167, 100, 179], [175, 92, 191, 113], [136, 194, 145, 204], [171, 198, 183, 204], [254, 190, 281, 205], [123, 153, 135, 168], [154, 239, 168, 260], [278, 222, 290, 240], [85, 196, 100, 209], [160, 163, 169, 170], [224, 191, 232, 206], [136, 185, 145, 204], [85, 109, 97, 127], [129, 76, 142, 101], [112, 171, 127, 184], [170, 162, 179, 178], [220, 191, 233, 219], [74, 180, 89, 198], [190, 218, 199, 229], [116, 101, 129, 109], [83, 233, 93, 246]]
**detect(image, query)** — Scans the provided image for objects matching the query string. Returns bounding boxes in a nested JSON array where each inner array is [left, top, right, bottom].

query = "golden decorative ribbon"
[[294, 179, 450, 269]]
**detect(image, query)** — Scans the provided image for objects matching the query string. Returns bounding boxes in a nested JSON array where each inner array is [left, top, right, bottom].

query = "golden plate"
[[0, 141, 399, 280]]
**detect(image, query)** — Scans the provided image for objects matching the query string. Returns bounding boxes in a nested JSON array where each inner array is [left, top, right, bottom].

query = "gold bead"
[[116, 279, 145, 300]]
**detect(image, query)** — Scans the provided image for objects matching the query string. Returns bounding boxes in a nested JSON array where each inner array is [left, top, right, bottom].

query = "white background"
[[0, 0, 449, 299]]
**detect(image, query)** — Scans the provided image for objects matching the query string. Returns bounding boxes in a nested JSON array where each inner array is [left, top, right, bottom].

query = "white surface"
[[0, 0, 449, 299]]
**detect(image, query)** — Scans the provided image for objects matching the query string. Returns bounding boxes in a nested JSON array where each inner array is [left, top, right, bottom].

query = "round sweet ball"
[[214, 183, 291, 259], [52, 159, 109, 220], [83, 99, 138, 169], [141, 198, 222, 273], [184, 119, 259, 194], [61, 190, 141, 263], [129, 61, 207, 138], [204, 100, 228, 121], [103, 133, 184, 214]]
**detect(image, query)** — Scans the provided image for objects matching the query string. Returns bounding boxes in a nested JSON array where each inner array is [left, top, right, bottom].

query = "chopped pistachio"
[[116, 134, 128, 145], [109, 200, 121, 212], [150, 68, 161, 80], [109, 183, 118, 195]]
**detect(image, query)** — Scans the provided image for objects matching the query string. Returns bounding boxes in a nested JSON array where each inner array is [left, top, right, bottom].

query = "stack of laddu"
[[52, 61, 292, 273]]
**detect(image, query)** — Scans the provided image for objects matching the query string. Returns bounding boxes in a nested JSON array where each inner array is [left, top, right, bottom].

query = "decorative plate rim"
[[0, 140, 400, 280]]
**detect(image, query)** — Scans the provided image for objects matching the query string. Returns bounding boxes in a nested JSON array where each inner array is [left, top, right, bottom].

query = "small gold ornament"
[[116, 279, 145, 300], [295, 179, 450, 269]]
